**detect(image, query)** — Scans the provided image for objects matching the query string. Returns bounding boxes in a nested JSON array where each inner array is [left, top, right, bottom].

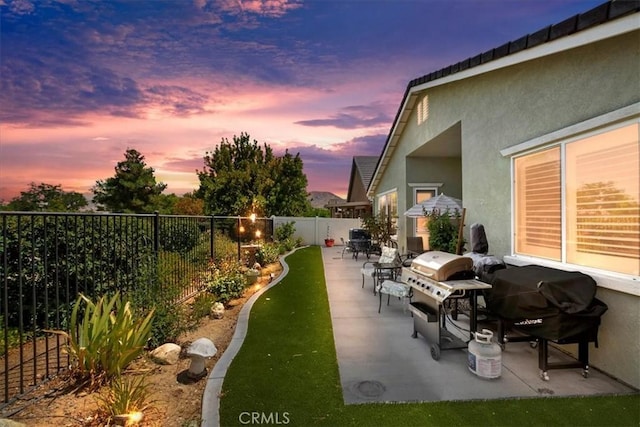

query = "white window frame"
[[376, 188, 398, 235], [376, 188, 398, 218], [417, 95, 429, 125], [409, 183, 441, 235], [502, 104, 640, 296]]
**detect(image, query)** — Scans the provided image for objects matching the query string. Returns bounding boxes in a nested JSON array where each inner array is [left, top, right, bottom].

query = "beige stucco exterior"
[[370, 16, 640, 388]]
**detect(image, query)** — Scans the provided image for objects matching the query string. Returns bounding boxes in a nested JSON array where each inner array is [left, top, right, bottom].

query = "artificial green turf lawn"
[[219, 246, 639, 426]]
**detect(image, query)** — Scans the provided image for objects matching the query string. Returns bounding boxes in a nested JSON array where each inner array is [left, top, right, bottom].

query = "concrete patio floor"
[[321, 245, 637, 405]]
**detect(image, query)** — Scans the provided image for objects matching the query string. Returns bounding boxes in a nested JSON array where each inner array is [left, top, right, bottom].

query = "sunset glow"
[[0, 0, 604, 202]]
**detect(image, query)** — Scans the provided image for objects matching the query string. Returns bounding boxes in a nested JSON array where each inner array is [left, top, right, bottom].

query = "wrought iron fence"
[[0, 212, 277, 409]]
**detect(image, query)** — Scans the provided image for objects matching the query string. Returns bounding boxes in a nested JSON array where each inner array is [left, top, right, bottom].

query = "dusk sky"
[[0, 0, 605, 202]]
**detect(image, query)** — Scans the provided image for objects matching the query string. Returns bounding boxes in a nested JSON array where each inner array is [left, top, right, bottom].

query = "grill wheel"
[[430, 344, 441, 360]]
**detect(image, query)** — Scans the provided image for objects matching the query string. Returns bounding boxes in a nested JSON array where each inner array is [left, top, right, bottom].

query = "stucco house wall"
[[369, 15, 639, 388], [460, 31, 639, 388], [461, 31, 639, 257]]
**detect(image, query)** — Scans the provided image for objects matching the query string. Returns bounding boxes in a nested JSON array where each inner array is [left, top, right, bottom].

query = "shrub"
[[426, 209, 462, 254], [0, 318, 23, 356], [1, 215, 157, 331], [275, 221, 296, 241], [280, 237, 296, 252], [255, 242, 280, 265], [214, 229, 238, 260], [158, 220, 201, 253], [191, 292, 217, 320], [201, 258, 247, 304], [128, 268, 188, 348], [53, 292, 154, 387], [143, 298, 187, 349], [361, 212, 396, 247]]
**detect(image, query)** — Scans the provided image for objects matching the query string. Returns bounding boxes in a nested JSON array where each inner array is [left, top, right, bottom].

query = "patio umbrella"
[[405, 194, 466, 254], [404, 194, 463, 218]]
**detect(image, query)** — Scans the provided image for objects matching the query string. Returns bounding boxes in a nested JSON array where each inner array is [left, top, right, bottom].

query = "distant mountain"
[[308, 191, 344, 209]]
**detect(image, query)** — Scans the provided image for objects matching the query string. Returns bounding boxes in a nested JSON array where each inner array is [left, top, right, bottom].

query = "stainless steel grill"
[[403, 251, 491, 360]]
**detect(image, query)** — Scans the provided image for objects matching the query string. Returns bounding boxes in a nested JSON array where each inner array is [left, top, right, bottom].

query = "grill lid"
[[410, 251, 473, 281]]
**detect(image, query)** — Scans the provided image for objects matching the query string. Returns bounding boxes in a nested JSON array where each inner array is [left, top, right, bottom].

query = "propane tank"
[[468, 329, 502, 379]]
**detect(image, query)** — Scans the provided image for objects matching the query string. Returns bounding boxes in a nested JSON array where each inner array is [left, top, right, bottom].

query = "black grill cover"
[[485, 265, 608, 341], [349, 228, 370, 241]]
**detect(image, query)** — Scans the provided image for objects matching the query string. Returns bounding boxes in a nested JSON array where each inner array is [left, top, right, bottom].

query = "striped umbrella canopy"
[[404, 194, 463, 218]]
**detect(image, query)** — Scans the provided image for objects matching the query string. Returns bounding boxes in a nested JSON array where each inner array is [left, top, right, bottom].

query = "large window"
[[377, 190, 398, 231], [514, 122, 639, 276]]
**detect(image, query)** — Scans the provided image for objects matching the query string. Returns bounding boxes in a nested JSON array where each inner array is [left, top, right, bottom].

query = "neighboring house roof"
[[308, 191, 344, 209], [367, 0, 640, 197], [348, 156, 378, 202]]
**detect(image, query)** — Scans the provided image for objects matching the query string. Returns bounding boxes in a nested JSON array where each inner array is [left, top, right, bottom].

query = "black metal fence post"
[[153, 211, 160, 254], [210, 215, 215, 262], [237, 216, 241, 262], [0, 211, 218, 407]]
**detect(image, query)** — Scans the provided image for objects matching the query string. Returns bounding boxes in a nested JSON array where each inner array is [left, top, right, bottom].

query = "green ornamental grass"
[[220, 246, 639, 426], [55, 292, 154, 387], [96, 374, 154, 420]]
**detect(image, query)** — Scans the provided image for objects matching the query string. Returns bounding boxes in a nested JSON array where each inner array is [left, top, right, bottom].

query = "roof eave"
[[366, 7, 639, 199]]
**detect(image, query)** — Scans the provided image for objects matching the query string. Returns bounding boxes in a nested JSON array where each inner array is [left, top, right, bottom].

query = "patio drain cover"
[[354, 380, 386, 398]]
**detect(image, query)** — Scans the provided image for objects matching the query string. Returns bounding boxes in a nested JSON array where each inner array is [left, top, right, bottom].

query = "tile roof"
[[346, 156, 378, 202], [406, 0, 638, 90], [353, 156, 378, 190], [368, 0, 639, 196]]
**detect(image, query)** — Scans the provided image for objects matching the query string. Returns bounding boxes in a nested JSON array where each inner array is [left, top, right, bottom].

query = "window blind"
[[515, 147, 561, 259], [573, 142, 640, 259]]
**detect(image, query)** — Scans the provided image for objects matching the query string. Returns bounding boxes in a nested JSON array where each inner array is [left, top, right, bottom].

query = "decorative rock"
[[149, 343, 181, 365], [211, 302, 225, 319], [0, 419, 27, 427]]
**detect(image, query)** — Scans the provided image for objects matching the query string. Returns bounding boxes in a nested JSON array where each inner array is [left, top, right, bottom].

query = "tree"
[[196, 133, 310, 217], [154, 193, 179, 214], [92, 149, 167, 213], [4, 182, 88, 212], [361, 211, 396, 249], [426, 209, 463, 254], [265, 150, 311, 216], [172, 192, 205, 216]]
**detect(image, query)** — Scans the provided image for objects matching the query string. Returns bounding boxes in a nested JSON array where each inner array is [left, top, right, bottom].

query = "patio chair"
[[406, 236, 424, 258], [340, 237, 353, 259], [360, 246, 402, 294], [376, 279, 413, 313]]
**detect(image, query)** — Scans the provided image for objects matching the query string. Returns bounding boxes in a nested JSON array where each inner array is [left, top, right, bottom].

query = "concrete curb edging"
[[200, 247, 300, 427]]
